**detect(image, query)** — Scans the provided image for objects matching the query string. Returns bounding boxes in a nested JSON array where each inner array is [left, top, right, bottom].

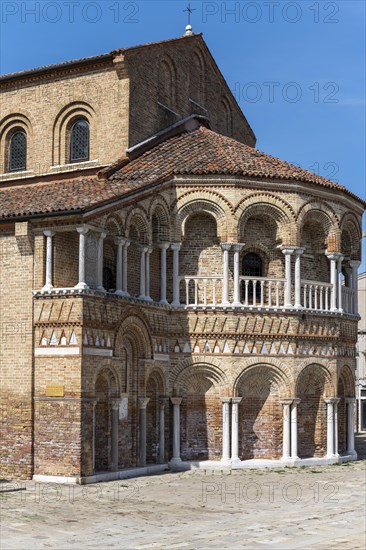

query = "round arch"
[[172, 190, 233, 241], [235, 193, 296, 245], [52, 101, 97, 166]]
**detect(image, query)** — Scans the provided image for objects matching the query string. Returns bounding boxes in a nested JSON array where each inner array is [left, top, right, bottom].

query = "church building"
[[0, 30, 364, 483]]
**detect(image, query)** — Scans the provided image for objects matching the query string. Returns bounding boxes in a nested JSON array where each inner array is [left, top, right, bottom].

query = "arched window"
[[70, 119, 89, 163], [242, 253, 263, 303], [9, 130, 27, 172]]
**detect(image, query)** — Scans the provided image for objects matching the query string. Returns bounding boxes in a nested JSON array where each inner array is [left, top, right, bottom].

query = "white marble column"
[[349, 260, 361, 315], [324, 397, 339, 457], [75, 226, 89, 290], [122, 240, 130, 295], [42, 230, 55, 291], [171, 243, 181, 307], [171, 397, 182, 462], [281, 247, 295, 308], [294, 248, 304, 308], [159, 398, 167, 463], [159, 242, 170, 305], [290, 398, 300, 459], [111, 399, 120, 471], [281, 399, 293, 460], [337, 255, 344, 312], [345, 397, 356, 455], [139, 245, 148, 299], [145, 246, 153, 301], [326, 253, 341, 312], [231, 397, 242, 461], [138, 397, 150, 467], [232, 244, 244, 306], [97, 231, 107, 291], [221, 243, 231, 306], [221, 398, 231, 461], [115, 237, 125, 296], [92, 399, 97, 473]]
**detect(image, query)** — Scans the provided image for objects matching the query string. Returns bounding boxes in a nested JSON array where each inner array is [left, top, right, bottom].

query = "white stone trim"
[[35, 347, 80, 356]]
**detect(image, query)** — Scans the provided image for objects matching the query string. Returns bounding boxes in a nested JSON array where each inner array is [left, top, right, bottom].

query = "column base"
[[220, 457, 231, 463], [221, 301, 230, 307], [97, 286, 106, 292], [232, 302, 242, 307], [159, 299, 169, 305], [75, 282, 89, 290], [171, 301, 181, 307], [115, 290, 127, 297], [42, 284, 54, 291]]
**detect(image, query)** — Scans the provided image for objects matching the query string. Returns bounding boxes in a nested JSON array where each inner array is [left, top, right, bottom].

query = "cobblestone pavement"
[[1, 461, 365, 549]]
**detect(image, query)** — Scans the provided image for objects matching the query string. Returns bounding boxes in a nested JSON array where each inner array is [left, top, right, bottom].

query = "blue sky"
[[1, 0, 365, 265]]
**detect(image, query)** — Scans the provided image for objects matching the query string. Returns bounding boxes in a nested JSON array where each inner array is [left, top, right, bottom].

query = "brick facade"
[[0, 34, 364, 482]]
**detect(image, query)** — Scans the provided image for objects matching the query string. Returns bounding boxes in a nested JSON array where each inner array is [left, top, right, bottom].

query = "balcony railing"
[[180, 276, 223, 306], [177, 275, 356, 314], [301, 280, 332, 311], [239, 276, 286, 308]]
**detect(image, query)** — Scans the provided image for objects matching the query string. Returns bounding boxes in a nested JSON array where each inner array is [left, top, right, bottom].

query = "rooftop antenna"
[[183, 3, 195, 36]]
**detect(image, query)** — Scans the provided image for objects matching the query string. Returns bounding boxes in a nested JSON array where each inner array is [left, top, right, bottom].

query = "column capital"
[[114, 236, 126, 246], [280, 398, 294, 406], [293, 247, 305, 256], [326, 251, 343, 261], [324, 397, 340, 404], [171, 397, 182, 406], [290, 398, 301, 405], [221, 242, 232, 252], [345, 397, 356, 404], [232, 243, 245, 253], [158, 241, 170, 250], [231, 397, 242, 405], [349, 260, 361, 269], [221, 397, 232, 404], [159, 397, 169, 408], [76, 225, 89, 236], [146, 245, 154, 254], [281, 246, 297, 255], [170, 242, 181, 251], [99, 231, 107, 240], [43, 230, 55, 238], [138, 397, 150, 409], [111, 398, 121, 410], [140, 244, 149, 253]]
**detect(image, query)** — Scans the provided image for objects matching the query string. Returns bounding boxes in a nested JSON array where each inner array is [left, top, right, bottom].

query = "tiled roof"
[[110, 124, 349, 190], [0, 122, 364, 220]]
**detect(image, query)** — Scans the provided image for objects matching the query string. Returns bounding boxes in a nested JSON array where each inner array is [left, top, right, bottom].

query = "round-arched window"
[[9, 130, 27, 172], [70, 119, 89, 163]]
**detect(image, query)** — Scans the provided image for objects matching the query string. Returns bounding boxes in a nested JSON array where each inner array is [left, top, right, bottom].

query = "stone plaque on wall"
[[46, 385, 65, 397]]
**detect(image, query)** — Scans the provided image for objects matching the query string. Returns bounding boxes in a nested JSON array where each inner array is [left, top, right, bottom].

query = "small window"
[[70, 119, 89, 163], [9, 130, 27, 172]]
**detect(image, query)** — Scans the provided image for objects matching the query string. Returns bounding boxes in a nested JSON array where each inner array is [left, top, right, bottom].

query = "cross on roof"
[[183, 3, 196, 25]]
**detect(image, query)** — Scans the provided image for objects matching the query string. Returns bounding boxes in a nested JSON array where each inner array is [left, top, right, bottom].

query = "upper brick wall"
[[0, 34, 255, 182]]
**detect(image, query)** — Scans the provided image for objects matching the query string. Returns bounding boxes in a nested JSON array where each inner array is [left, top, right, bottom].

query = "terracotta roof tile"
[[0, 124, 364, 221]]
